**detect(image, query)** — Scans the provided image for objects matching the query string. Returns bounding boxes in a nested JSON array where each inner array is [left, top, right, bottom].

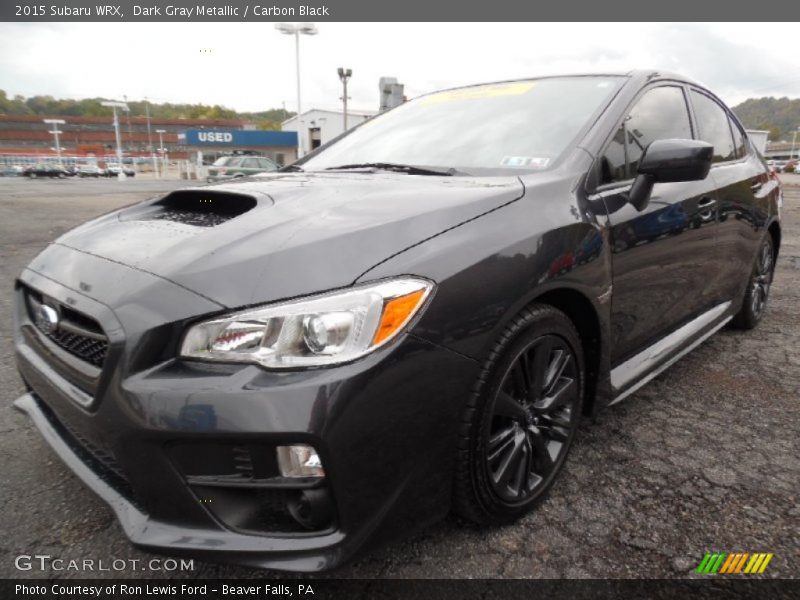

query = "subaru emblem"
[[36, 304, 59, 335]]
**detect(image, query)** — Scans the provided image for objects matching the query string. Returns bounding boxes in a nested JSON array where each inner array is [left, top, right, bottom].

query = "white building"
[[745, 130, 769, 156], [282, 108, 376, 155]]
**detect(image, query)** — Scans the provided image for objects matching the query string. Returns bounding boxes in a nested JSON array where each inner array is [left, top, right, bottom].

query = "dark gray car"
[[13, 71, 781, 572]]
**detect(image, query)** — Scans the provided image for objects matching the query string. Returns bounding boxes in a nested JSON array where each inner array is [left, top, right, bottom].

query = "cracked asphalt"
[[0, 176, 797, 579]]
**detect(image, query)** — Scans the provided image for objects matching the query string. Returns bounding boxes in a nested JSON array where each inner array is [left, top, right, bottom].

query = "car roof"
[[417, 70, 704, 98]]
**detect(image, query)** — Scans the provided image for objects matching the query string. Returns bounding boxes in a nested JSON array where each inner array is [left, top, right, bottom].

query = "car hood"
[[52, 171, 524, 307]]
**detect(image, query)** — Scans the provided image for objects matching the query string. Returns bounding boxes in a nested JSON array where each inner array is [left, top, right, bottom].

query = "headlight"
[[179, 277, 433, 368]]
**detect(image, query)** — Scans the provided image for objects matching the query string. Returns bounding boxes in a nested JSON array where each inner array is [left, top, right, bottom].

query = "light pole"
[[122, 94, 132, 147], [145, 97, 158, 175], [101, 100, 129, 180], [156, 129, 167, 178], [275, 22, 318, 160], [43, 119, 65, 166], [337, 67, 352, 132], [791, 126, 800, 161]]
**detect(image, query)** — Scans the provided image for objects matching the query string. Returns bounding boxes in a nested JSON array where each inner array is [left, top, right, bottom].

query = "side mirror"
[[628, 139, 714, 211]]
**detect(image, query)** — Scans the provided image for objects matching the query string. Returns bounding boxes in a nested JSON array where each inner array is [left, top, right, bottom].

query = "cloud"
[[1, 22, 799, 112]]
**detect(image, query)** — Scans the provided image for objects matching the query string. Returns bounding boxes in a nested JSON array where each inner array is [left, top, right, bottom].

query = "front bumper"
[[13, 392, 349, 572], [13, 258, 478, 571]]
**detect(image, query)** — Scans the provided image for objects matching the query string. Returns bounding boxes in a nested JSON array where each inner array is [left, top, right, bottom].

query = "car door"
[[591, 84, 725, 365], [687, 89, 772, 303], [240, 157, 260, 175], [258, 157, 278, 172]]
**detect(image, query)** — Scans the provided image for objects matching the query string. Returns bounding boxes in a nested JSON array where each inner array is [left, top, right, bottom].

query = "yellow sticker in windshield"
[[422, 82, 536, 105]]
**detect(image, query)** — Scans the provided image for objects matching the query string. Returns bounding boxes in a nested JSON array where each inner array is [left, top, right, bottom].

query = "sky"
[[1, 22, 799, 113]]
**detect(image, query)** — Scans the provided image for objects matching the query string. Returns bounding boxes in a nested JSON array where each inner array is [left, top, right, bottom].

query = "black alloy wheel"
[[454, 304, 584, 524], [732, 235, 775, 330], [486, 334, 579, 503], [750, 238, 774, 320]]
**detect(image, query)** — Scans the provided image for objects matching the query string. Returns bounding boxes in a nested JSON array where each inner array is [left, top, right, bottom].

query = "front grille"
[[45, 329, 108, 368], [24, 286, 109, 368]]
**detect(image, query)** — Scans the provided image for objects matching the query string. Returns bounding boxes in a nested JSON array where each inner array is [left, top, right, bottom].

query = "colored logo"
[[696, 552, 773, 574]]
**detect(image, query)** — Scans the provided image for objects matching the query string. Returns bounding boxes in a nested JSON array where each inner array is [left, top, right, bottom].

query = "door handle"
[[751, 181, 763, 192], [697, 197, 717, 209]]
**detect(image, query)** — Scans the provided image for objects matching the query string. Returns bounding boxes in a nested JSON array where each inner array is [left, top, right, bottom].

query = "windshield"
[[212, 156, 233, 167], [301, 76, 622, 174]]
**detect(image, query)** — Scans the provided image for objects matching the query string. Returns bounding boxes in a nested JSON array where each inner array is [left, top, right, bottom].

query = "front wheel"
[[453, 304, 584, 525], [731, 235, 775, 330]]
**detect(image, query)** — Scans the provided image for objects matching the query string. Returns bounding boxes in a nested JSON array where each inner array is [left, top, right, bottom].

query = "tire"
[[731, 234, 775, 330], [453, 303, 584, 525]]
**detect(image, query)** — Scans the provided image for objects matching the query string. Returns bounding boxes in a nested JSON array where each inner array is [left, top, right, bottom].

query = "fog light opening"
[[288, 488, 334, 531], [276, 444, 325, 478]]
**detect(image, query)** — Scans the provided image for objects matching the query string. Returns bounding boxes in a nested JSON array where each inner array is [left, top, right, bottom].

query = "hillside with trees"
[[0, 90, 294, 130], [731, 97, 800, 142]]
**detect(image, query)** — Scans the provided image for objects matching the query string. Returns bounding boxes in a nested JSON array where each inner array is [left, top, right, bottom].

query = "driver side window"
[[601, 86, 693, 185]]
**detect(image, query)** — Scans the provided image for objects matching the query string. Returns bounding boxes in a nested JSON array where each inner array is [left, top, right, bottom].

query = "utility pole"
[[43, 119, 65, 166], [101, 100, 129, 180], [337, 67, 352, 131], [156, 129, 167, 178], [276, 23, 319, 160], [145, 97, 158, 176], [123, 94, 132, 149]]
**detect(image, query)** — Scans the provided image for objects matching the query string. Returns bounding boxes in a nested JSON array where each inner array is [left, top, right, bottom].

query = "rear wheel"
[[731, 235, 775, 330], [453, 304, 583, 524]]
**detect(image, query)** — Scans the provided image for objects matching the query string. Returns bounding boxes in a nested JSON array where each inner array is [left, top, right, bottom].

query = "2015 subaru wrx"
[[13, 71, 781, 571]]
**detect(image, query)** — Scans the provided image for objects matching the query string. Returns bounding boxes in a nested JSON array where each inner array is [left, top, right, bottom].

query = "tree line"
[[731, 97, 800, 142], [0, 90, 295, 131]]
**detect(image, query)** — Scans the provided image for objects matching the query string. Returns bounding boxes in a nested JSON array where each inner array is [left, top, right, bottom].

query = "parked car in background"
[[207, 155, 279, 182], [0, 164, 23, 177], [13, 71, 781, 572], [105, 163, 135, 177], [77, 165, 105, 178], [22, 163, 71, 178]]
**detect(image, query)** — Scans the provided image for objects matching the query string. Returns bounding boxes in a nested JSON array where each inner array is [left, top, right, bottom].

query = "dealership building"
[[282, 108, 376, 154], [0, 114, 297, 164], [0, 106, 384, 166], [181, 129, 298, 165]]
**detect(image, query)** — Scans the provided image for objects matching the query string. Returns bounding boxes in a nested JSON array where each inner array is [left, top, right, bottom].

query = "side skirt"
[[609, 301, 731, 406]]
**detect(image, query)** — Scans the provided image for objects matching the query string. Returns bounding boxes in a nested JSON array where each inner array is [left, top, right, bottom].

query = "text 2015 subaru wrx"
[[13, 71, 781, 571]]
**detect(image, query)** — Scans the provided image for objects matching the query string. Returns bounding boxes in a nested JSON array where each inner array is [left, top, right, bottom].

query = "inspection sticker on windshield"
[[501, 156, 550, 168], [422, 82, 536, 105]]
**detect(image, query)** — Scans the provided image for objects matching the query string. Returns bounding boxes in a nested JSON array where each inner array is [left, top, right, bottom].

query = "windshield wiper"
[[324, 162, 456, 176], [280, 164, 304, 172]]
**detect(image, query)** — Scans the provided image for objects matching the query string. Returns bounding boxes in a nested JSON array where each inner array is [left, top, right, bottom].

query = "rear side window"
[[601, 86, 692, 184], [258, 158, 276, 170], [690, 91, 736, 163], [729, 119, 747, 158]]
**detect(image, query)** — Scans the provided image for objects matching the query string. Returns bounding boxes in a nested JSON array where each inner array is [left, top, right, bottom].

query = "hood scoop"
[[137, 190, 259, 227]]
